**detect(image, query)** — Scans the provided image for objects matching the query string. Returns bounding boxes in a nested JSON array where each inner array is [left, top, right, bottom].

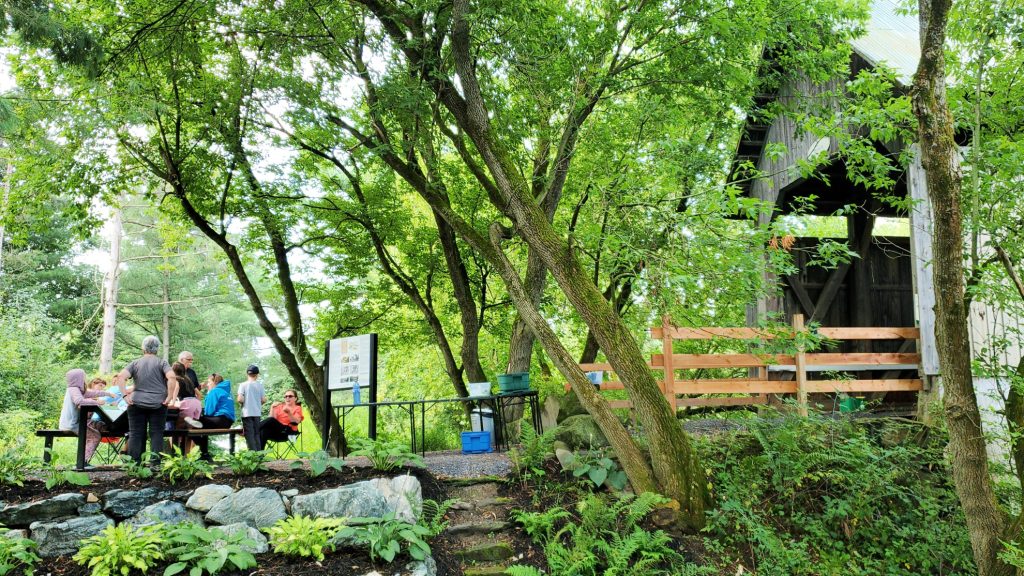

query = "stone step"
[[462, 565, 514, 576], [446, 520, 511, 536], [455, 541, 515, 563]]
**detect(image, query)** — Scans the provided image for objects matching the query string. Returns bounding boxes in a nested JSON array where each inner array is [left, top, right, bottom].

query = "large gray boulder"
[[291, 475, 422, 524], [553, 414, 609, 449], [128, 500, 204, 527], [102, 487, 172, 519], [205, 487, 286, 528], [30, 515, 113, 558], [217, 522, 269, 554], [0, 493, 85, 527], [186, 484, 234, 512]]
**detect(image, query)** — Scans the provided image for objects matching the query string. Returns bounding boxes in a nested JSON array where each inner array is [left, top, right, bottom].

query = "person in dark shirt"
[[112, 335, 177, 464]]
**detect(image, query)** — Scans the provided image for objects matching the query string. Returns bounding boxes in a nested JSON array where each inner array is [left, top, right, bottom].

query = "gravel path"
[[421, 450, 512, 480]]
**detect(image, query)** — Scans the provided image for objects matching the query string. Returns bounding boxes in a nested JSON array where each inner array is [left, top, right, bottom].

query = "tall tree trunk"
[[162, 260, 170, 363], [1006, 358, 1024, 499], [912, 0, 1012, 573], [98, 206, 123, 374], [434, 211, 488, 384], [0, 162, 12, 277]]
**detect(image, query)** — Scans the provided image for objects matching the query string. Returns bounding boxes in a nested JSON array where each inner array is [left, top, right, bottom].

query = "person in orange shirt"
[[259, 389, 304, 450]]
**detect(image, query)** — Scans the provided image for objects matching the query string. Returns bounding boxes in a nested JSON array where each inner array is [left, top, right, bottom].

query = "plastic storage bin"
[[461, 431, 493, 454], [498, 372, 530, 393], [839, 396, 864, 413], [467, 382, 492, 397]]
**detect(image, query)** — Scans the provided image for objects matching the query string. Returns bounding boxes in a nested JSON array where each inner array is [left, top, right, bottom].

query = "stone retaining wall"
[[0, 475, 433, 576]]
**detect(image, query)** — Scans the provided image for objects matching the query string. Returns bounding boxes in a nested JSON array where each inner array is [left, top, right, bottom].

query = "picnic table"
[[36, 406, 241, 470]]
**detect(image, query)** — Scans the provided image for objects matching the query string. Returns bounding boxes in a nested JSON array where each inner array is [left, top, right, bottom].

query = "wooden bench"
[[36, 428, 243, 465]]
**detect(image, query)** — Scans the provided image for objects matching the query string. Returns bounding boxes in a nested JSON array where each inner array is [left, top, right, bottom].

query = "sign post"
[[322, 333, 379, 450]]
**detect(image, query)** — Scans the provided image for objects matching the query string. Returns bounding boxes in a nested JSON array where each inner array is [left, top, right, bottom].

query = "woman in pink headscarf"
[[58, 368, 113, 464]]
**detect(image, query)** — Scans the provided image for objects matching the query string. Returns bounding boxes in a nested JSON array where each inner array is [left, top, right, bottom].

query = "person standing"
[[259, 389, 304, 450], [113, 336, 177, 464], [237, 364, 266, 451], [186, 373, 234, 461]]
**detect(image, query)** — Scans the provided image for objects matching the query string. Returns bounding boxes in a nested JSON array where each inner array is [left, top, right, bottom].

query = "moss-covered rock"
[[554, 414, 609, 449], [556, 389, 587, 423], [455, 541, 514, 563]]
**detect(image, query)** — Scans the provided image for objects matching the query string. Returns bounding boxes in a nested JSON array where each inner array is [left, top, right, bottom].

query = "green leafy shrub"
[[558, 448, 627, 490], [290, 450, 345, 478], [74, 523, 164, 576], [224, 450, 268, 476], [265, 515, 344, 561], [120, 454, 155, 480], [349, 438, 424, 471], [350, 513, 432, 564], [40, 453, 90, 490], [161, 448, 214, 484], [699, 412, 974, 575], [0, 525, 40, 576], [509, 492, 688, 575], [0, 446, 37, 487], [164, 523, 257, 576]]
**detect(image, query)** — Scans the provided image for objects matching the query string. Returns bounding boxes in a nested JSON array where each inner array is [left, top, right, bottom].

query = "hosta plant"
[[164, 523, 257, 576], [265, 515, 346, 561], [74, 523, 164, 576]]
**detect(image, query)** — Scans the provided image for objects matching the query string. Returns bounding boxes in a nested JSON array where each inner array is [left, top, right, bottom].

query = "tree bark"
[[98, 206, 122, 374], [433, 210, 488, 384], [161, 260, 170, 363], [1006, 358, 1024, 499], [0, 163, 12, 277], [488, 224, 658, 494], [912, 0, 1012, 572]]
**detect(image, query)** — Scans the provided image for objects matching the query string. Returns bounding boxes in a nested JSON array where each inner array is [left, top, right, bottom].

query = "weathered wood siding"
[[751, 76, 843, 226]]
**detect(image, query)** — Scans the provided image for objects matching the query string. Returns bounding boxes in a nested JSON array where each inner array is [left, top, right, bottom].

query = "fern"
[[503, 566, 545, 576], [511, 508, 570, 543], [419, 498, 457, 537], [513, 493, 690, 576]]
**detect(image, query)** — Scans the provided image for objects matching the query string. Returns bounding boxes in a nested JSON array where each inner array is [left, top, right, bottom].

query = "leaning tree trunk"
[[912, 0, 1011, 573], [488, 224, 658, 494]]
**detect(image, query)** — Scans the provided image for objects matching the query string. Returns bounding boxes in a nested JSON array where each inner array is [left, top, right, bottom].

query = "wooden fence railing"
[[574, 314, 923, 415]]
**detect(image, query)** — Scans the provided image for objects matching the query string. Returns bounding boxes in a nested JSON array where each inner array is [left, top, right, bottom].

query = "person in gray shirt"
[[113, 335, 178, 463], [237, 364, 266, 451]]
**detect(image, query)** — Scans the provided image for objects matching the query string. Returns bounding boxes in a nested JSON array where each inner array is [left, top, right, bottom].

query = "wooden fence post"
[[662, 315, 677, 412], [793, 314, 809, 417]]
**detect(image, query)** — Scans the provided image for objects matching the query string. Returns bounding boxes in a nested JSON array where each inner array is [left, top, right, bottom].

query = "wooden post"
[[793, 314, 809, 417], [662, 315, 677, 412]]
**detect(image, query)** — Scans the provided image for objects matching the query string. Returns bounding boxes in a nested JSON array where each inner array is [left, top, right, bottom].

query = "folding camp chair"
[[271, 432, 301, 459]]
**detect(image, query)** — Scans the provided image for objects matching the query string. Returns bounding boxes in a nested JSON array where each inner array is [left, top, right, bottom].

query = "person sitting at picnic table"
[[169, 362, 202, 453], [58, 368, 115, 465], [186, 373, 234, 461], [259, 389, 303, 450], [112, 335, 178, 464]]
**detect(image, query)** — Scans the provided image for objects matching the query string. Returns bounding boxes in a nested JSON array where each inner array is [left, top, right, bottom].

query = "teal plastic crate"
[[461, 431, 492, 454], [498, 372, 530, 393]]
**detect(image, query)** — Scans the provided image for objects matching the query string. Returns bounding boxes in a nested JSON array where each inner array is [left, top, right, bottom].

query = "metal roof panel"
[[850, 0, 920, 84]]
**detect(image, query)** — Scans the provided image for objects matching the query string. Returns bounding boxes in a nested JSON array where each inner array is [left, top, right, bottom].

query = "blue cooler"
[[461, 431, 492, 454]]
